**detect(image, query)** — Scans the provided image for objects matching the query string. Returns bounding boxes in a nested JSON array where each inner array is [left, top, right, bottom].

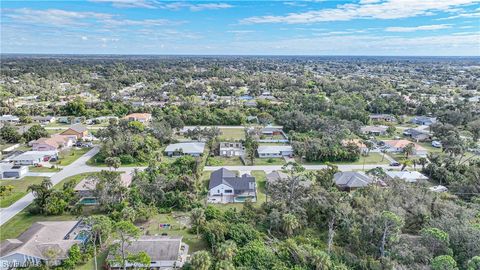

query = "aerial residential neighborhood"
[[1, 0, 480, 269]]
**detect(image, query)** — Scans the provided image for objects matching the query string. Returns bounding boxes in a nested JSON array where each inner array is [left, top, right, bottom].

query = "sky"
[[1, 0, 480, 56]]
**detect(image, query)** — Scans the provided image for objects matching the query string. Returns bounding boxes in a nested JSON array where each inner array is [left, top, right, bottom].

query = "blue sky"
[[1, 0, 480, 55]]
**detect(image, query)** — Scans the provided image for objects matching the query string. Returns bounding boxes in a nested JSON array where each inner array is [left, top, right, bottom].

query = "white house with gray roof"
[[257, 145, 293, 158], [208, 168, 256, 203], [334, 171, 373, 191], [164, 142, 205, 157]]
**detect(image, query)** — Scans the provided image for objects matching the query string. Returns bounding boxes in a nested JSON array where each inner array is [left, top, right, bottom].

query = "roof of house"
[[0, 221, 81, 260], [334, 171, 373, 188], [257, 145, 293, 154], [8, 150, 58, 161], [74, 172, 132, 192], [108, 236, 183, 262], [361, 125, 388, 132], [261, 126, 282, 133], [123, 113, 152, 120], [164, 142, 205, 154], [63, 124, 87, 134], [31, 134, 71, 148], [266, 171, 288, 183], [209, 168, 255, 191], [0, 115, 20, 121], [411, 116, 437, 123], [385, 171, 428, 182], [384, 140, 427, 151]]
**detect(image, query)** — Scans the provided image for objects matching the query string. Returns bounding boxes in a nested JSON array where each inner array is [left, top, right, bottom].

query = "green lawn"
[[0, 177, 44, 208], [218, 128, 245, 140], [86, 153, 149, 167], [206, 156, 244, 166], [253, 157, 285, 165], [141, 212, 208, 253], [299, 152, 389, 165], [54, 172, 97, 191], [29, 166, 62, 173], [54, 147, 92, 166]]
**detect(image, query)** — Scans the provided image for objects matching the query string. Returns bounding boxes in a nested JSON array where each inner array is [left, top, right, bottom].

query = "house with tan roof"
[[30, 134, 74, 151], [123, 113, 152, 123], [0, 221, 89, 268], [60, 124, 88, 139], [383, 140, 428, 157], [342, 139, 369, 154]]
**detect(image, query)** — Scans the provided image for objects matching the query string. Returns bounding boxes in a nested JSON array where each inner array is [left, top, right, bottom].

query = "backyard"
[[54, 147, 92, 166]]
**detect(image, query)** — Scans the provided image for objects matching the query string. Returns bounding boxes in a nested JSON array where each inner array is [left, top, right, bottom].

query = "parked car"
[[390, 162, 400, 166], [432, 141, 442, 148]]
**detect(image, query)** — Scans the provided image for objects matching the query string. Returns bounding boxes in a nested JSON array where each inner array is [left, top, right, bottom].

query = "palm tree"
[[418, 157, 428, 170], [190, 208, 206, 238], [403, 143, 415, 159], [282, 213, 299, 237], [190, 251, 212, 270], [215, 240, 237, 261], [400, 159, 413, 171], [311, 250, 333, 270]]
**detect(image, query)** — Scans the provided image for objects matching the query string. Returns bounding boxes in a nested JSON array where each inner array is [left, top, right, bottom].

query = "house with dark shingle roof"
[[208, 168, 256, 203], [334, 171, 373, 191]]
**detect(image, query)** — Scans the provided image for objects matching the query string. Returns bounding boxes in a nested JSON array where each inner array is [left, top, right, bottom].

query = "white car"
[[431, 141, 442, 148]]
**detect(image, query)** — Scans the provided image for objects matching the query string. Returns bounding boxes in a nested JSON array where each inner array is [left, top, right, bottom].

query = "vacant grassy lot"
[[206, 156, 244, 166], [0, 177, 44, 208], [54, 147, 92, 166], [299, 152, 389, 165], [219, 127, 245, 140], [253, 157, 285, 165]]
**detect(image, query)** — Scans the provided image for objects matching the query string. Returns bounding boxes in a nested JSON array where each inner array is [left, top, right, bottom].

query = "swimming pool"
[[78, 197, 99, 205], [234, 196, 254, 202], [75, 231, 89, 243]]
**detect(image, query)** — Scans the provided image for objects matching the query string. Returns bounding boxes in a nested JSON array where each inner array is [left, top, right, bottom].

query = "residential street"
[[0, 146, 392, 226]]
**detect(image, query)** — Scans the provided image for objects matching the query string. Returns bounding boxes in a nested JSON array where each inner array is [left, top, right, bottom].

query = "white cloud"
[[385, 24, 452, 32], [102, 18, 185, 27], [81, 36, 88, 40], [88, 0, 157, 9], [3, 8, 113, 27], [158, 2, 233, 11], [241, 0, 480, 24], [439, 11, 480, 19]]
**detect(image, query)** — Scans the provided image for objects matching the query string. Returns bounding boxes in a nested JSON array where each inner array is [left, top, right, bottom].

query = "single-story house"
[[208, 168, 256, 203], [123, 113, 152, 123], [257, 145, 293, 158], [164, 142, 205, 157], [30, 134, 75, 151], [369, 114, 396, 123], [361, 125, 389, 136], [429, 185, 448, 193], [107, 236, 188, 270], [56, 116, 83, 124], [31, 116, 56, 124], [0, 163, 28, 179], [383, 140, 428, 157], [219, 142, 244, 157], [0, 221, 89, 268], [402, 128, 431, 142], [0, 115, 20, 124], [334, 171, 373, 191], [385, 171, 428, 183], [261, 126, 283, 136], [411, 116, 437, 126], [266, 170, 288, 184], [60, 124, 88, 139], [74, 172, 132, 200], [6, 150, 58, 166]]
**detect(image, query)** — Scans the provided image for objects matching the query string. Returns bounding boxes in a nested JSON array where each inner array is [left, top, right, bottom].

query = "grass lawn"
[[54, 172, 97, 191], [29, 166, 62, 173], [219, 128, 245, 140], [54, 147, 92, 166], [141, 212, 208, 253], [298, 152, 389, 165], [0, 143, 15, 151], [253, 157, 285, 165], [206, 156, 244, 166], [76, 250, 108, 270], [0, 177, 44, 208]]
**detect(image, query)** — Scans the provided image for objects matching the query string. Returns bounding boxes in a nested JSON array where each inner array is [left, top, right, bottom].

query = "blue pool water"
[[78, 197, 98, 205]]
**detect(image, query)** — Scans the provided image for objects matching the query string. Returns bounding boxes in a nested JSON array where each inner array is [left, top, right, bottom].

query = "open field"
[[299, 152, 389, 166], [206, 156, 244, 166], [0, 177, 44, 208], [253, 157, 286, 165], [29, 166, 62, 173], [218, 127, 245, 140]]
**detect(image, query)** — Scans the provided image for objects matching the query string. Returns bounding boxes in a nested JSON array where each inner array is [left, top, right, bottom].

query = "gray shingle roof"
[[164, 142, 205, 154], [68, 124, 87, 133], [209, 168, 255, 193], [334, 171, 373, 188]]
